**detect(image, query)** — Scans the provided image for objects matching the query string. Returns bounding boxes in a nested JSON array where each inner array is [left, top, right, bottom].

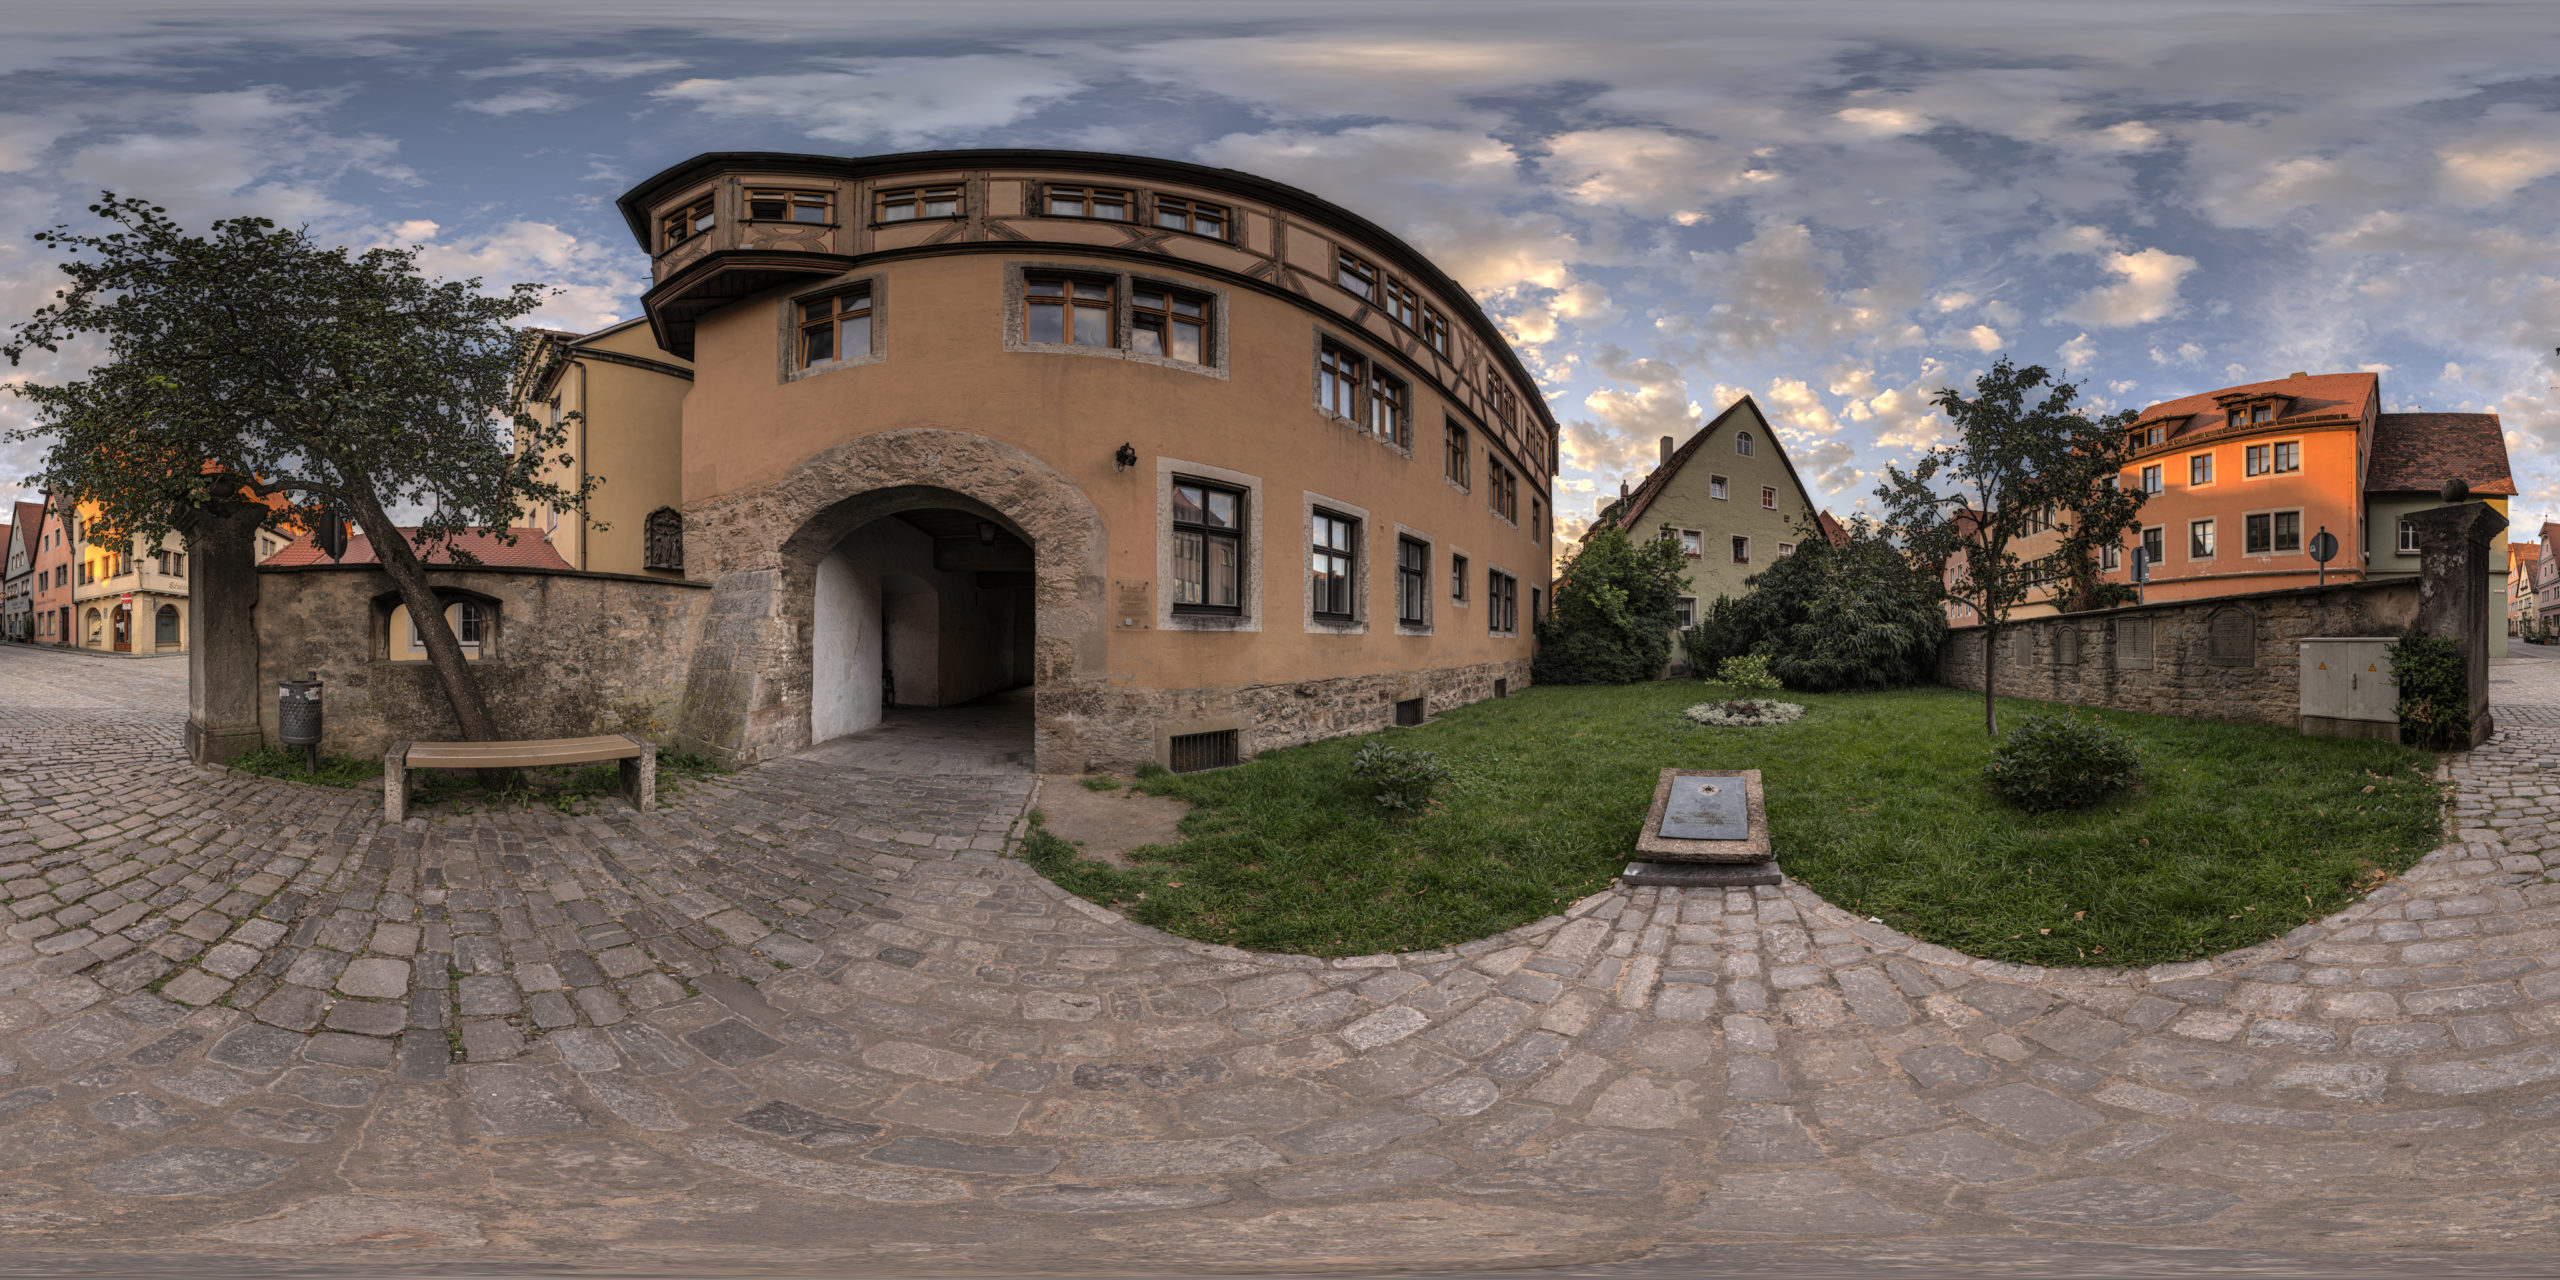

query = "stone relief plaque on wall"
[[2055, 626, 2081, 667], [2206, 606, 2255, 667], [2114, 617, 2153, 670]]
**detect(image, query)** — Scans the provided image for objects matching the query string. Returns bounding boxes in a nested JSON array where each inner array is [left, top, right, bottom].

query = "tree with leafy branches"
[[3, 194, 597, 741], [1534, 522, 1691, 684], [1874, 358, 2141, 736]]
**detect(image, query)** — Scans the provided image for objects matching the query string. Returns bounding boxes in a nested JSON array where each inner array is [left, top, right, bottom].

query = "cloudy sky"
[[6, 0, 2560, 544]]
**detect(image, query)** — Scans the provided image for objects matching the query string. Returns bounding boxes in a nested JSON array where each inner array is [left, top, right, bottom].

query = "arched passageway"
[[807, 503, 1037, 771]]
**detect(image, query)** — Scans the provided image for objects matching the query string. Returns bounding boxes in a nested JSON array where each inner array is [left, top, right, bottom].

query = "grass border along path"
[[1022, 682, 2443, 966]]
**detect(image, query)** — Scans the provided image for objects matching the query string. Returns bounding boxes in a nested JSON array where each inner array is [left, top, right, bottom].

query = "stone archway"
[[675, 427, 1109, 771]]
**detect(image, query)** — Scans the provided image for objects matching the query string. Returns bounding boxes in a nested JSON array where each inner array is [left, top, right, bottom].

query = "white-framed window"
[[2102, 543, 2121, 570], [1777, 542, 1796, 557], [1760, 485, 1777, 510], [1677, 528, 1703, 558], [1675, 596, 1698, 628], [1731, 535, 1751, 564], [2398, 518, 2420, 555], [1709, 474, 1729, 500], [1736, 431, 1754, 456]]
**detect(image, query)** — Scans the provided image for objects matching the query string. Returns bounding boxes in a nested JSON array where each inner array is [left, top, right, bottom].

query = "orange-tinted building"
[[1956, 372, 2513, 653]]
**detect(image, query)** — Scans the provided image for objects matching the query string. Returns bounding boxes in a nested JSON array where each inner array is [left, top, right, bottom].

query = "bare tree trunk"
[[335, 471, 500, 742], [1982, 616, 1999, 738]]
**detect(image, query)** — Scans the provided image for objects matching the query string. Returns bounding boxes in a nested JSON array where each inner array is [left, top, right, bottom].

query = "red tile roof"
[[10, 501, 43, 558], [2516, 544, 2541, 562], [2543, 522, 2560, 547], [2365, 412, 2516, 496], [265, 526, 573, 570], [2136, 372, 2377, 437], [1817, 510, 1848, 547]]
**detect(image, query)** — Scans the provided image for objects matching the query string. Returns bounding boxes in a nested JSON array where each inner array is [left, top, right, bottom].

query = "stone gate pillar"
[[179, 502, 266, 765], [2407, 498, 2507, 748]]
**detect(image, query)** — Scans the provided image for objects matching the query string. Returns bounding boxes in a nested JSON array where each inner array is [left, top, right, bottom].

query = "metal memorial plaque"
[[2206, 606, 2255, 667], [1660, 775, 1748, 841], [1635, 768, 1772, 864]]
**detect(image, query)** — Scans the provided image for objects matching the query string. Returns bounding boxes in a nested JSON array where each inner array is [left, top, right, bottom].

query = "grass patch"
[[1078, 774, 1123, 793], [231, 744, 726, 813], [1021, 682, 2443, 965]]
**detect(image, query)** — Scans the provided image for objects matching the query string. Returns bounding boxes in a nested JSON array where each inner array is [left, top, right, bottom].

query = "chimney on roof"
[[1659, 435, 1674, 467], [2289, 371, 2307, 379], [1620, 480, 1630, 500]]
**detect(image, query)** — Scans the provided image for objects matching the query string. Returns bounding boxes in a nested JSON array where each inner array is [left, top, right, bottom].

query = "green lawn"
[[1026, 682, 2444, 965]]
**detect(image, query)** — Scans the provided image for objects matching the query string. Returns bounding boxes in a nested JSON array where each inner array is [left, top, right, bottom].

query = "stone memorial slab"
[[1625, 768, 1778, 887]]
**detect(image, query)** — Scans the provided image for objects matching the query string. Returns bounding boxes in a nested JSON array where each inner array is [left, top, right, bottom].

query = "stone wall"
[[1046, 655, 1534, 770], [255, 564, 711, 760], [1936, 579, 2419, 726]]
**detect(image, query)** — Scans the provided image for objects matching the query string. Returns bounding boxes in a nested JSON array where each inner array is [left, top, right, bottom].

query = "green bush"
[[1678, 515, 1946, 690], [1533, 524, 1690, 684], [1350, 741, 1450, 814], [1984, 711, 2141, 812], [1714, 654, 1783, 691], [2389, 629, 2470, 748]]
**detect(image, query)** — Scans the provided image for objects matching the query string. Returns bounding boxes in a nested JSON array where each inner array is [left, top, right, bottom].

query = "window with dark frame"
[[1487, 569, 1518, 633], [1451, 552, 1468, 600], [1675, 596, 1697, 628], [2245, 512, 2273, 554], [1367, 366, 1410, 446], [877, 185, 961, 222], [1171, 479, 1243, 613], [1736, 430, 1754, 456], [1132, 285, 1210, 364], [1154, 194, 1229, 239], [661, 195, 715, 250], [1045, 183, 1131, 220], [1026, 275, 1113, 346], [2190, 453, 2214, 485], [1336, 250, 1378, 302], [1488, 460, 1518, 521], [1485, 371, 1518, 432], [2140, 464, 2162, 493], [1318, 341, 1362, 418], [2274, 510, 2301, 551], [798, 288, 873, 366], [747, 189, 831, 223], [2142, 525, 2164, 567], [1419, 306, 1449, 356], [1311, 511, 1358, 619], [2190, 518, 2216, 559], [1396, 536, 1428, 625], [1445, 419, 1470, 489], [1732, 535, 1750, 564], [1709, 474, 1729, 500], [1379, 276, 1422, 329]]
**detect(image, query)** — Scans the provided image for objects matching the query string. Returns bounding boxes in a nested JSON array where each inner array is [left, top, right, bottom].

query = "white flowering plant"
[[1682, 699, 1805, 728]]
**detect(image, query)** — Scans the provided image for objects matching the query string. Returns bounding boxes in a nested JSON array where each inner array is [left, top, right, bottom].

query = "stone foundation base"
[[1041, 656, 1533, 774], [185, 718, 263, 767], [1622, 859, 1782, 887]]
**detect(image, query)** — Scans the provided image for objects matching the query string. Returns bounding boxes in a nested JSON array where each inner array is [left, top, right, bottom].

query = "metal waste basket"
[[278, 670, 322, 772]]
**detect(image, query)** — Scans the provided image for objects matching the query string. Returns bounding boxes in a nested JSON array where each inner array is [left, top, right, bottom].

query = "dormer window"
[[878, 185, 962, 222], [660, 195, 715, 250], [1154, 195, 1229, 240], [747, 189, 831, 223], [2145, 424, 2165, 446], [1045, 184, 1131, 220]]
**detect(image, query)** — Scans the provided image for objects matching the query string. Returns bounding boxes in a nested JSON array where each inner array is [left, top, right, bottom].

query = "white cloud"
[[656, 56, 1085, 147], [460, 55, 690, 81], [2059, 247, 2196, 327], [460, 88, 577, 116], [2059, 332, 2098, 372]]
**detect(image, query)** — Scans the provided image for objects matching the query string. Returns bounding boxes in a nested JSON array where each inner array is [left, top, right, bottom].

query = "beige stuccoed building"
[[518, 148, 1558, 773]]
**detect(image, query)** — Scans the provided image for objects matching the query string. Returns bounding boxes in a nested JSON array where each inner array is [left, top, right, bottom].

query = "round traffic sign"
[[2310, 530, 2339, 563]]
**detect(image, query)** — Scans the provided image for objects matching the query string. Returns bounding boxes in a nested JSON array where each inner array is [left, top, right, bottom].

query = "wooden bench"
[[383, 734, 655, 823]]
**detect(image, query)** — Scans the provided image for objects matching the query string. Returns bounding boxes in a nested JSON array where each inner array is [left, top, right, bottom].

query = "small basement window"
[[1167, 729, 1239, 773], [1395, 697, 1424, 727]]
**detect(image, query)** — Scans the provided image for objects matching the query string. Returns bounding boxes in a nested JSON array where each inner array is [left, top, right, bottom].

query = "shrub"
[[2389, 629, 2470, 748], [1714, 654, 1783, 691], [1680, 515, 1946, 691], [1983, 711, 2141, 812], [1350, 740, 1450, 814], [1533, 524, 1690, 684]]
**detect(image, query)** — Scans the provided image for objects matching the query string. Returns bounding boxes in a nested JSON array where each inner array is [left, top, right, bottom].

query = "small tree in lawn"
[[1533, 523, 1691, 684], [3, 194, 597, 742], [1875, 357, 2140, 736]]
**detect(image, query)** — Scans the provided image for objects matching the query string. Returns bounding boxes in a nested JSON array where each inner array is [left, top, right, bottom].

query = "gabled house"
[[2511, 541, 2541, 637], [1592, 395, 1824, 673], [0, 510, 25, 642]]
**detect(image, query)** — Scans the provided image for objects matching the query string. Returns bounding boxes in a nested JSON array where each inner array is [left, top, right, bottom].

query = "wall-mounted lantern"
[[1114, 443, 1138, 473]]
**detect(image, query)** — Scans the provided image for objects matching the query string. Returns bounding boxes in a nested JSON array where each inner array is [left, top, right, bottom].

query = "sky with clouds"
[[6, 0, 2560, 545]]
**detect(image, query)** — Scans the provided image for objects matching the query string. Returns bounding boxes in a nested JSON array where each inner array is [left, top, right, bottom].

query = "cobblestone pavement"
[[6, 641, 2560, 1274]]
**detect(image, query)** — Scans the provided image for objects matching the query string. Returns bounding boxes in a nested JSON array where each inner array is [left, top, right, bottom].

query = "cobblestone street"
[[6, 642, 2560, 1274]]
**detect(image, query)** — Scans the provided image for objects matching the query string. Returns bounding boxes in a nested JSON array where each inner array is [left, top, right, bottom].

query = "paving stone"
[[270, 1067, 378, 1109], [996, 1184, 1232, 1213], [89, 1092, 193, 1134], [229, 1106, 342, 1144], [1693, 1170, 1935, 1234], [1865, 1126, 2039, 1182], [1897, 1044, 1997, 1090], [1455, 1132, 1682, 1197], [876, 1084, 1030, 1136], [1077, 1136, 1284, 1177], [464, 1065, 600, 1136], [1809, 1083, 1944, 1137], [1992, 1176, 2240, 1226], [87, 1146, 295, 1197], [729, 1099, 881, 1147], [206, 1025, 303, 1074], [869, 1135, 1060, 1175], [1276, 1111, 1437, 1156], [1954, 1084, 2106, 1145]]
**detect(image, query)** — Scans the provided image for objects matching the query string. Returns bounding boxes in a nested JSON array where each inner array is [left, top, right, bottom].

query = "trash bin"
[[278, 670, 322, 773]]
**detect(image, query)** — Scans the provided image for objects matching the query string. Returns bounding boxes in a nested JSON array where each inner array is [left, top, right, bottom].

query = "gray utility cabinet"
[[2300, 637, 2400, 742]]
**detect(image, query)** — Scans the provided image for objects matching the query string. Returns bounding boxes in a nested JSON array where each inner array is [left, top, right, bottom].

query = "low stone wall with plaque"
[[1935, 579, 2420, 727]]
